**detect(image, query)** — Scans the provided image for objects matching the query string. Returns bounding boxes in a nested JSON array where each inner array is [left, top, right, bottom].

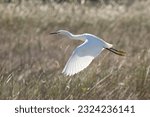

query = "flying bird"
[[50, 30, 126, 76]]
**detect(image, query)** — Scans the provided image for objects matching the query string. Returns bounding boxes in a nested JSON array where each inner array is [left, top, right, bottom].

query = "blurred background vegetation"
[[0, 0, 147, 5], [0, 0, 150, 99]]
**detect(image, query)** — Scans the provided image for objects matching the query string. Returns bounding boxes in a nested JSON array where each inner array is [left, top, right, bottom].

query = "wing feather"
[[62, 40, 104, 76]]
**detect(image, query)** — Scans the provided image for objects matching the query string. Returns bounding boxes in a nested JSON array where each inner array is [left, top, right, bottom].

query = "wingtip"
[[62, 70, 76, 77]]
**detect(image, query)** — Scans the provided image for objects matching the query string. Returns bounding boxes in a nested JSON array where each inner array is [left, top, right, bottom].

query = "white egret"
[[50, 30, 126, 76]]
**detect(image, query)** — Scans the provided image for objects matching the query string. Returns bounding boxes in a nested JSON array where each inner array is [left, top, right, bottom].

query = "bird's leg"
[[106, 48, 126, 56]]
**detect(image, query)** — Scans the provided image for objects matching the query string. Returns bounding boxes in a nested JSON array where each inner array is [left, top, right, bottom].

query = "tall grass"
[[0, 1, 150, 99]]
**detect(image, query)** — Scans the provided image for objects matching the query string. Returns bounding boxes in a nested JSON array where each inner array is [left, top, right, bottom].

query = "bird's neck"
[[65, 32, 74, 39], [65, 32, 86, 41]]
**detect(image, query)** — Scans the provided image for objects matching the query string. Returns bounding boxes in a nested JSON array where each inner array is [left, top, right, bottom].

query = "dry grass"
[[0, 1, 150, 99]]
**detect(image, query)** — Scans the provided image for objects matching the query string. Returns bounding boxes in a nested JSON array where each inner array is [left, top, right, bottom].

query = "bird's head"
[[50, 30, 70, 36]]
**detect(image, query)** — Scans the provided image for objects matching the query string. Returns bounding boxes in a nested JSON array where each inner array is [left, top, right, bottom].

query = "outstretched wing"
[[62, 40, 104, 76]]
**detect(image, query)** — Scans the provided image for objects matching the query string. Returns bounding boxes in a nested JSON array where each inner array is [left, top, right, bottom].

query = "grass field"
[[0, 1, 150, 99]]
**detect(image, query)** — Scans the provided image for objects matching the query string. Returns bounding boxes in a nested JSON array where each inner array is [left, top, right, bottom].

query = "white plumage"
[[50, 30, 125, 76]]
